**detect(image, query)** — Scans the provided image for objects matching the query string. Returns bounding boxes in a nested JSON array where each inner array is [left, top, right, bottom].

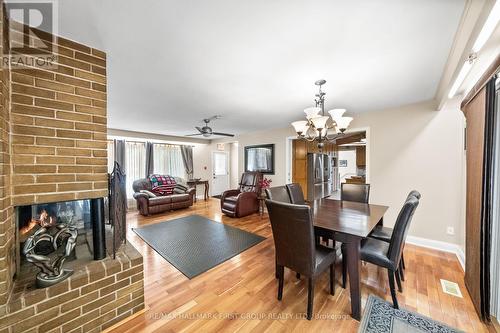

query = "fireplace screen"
[[16, 199, 94, 287]]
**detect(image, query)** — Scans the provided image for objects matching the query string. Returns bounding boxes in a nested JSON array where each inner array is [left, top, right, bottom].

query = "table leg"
[[345, 237, 362, 321], [204, 182, 209, 200]]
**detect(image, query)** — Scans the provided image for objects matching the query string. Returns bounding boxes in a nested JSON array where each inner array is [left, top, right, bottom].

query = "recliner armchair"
[[221, 172, 262, 217]]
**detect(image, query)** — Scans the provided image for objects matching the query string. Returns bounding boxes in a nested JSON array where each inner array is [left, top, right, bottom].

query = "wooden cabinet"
[[292, 140, 308, 196], [356, 146, 366, 166]]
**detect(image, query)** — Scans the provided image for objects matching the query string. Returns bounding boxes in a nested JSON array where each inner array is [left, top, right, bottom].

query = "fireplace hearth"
[[15, 198, 107, 288]]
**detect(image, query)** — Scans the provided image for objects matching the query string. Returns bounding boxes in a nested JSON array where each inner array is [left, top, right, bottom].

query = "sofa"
[[132, 177, 195, 216], [220, 171, 262, 218]]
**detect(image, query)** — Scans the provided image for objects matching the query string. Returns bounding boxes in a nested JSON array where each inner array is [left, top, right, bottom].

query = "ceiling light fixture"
[[448, 0, 500, 98], [472, 0, 500, 53], [291, 80, 353, 149], [448, 54, 476, 98]]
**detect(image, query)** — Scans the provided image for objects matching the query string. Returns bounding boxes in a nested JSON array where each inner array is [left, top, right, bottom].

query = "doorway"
[[336, 131, 367, 186], [212, 151, 229, 196]]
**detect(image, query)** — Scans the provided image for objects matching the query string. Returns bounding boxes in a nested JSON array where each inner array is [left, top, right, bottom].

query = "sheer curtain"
[[107, 140, 114, 173], [153, 144, 186, 178], [125, 142, 146, 198]]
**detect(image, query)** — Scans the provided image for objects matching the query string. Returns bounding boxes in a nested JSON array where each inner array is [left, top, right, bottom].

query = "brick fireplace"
[[0, 2, 145, 332]]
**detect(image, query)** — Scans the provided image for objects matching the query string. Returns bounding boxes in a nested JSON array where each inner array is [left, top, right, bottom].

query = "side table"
[[186, 179, 209, 202]]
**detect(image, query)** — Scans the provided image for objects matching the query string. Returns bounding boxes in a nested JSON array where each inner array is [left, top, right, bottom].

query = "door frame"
[[285, 127, 370, 185], [211, 151, 230, 196]]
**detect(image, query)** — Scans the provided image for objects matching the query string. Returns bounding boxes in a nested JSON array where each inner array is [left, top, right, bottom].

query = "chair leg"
[[275, 256, 279, 279], [296, 272, 301, 280], [395, 268, 403, 292], [399, 261, 405, 281], [307, 277, 315, 320], [277, 265, 284, 301], [387, 269, 399, 309], [341, 245, 347, 289], [329, 264, 335, 296], [401, 253, 406, 270]]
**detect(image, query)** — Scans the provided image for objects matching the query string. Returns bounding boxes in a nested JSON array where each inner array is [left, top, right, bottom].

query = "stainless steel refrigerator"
[[307, 153, 334, 201]]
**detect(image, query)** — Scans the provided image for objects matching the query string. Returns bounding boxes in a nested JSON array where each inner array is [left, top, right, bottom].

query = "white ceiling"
[[56, 0, 465, 137]]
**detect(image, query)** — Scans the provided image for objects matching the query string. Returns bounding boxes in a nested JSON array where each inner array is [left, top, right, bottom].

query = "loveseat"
[[132, 177, 195, 216]]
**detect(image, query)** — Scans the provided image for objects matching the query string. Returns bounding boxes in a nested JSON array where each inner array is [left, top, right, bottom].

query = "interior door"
[[212, 152, 229, 196]]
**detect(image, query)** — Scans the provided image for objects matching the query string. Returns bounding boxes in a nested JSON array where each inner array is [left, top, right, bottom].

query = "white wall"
[[213, 127, 295, 186], [229, 142, 239, 188], [350, 100, 466, 246], [338, 149, 357, 182], [214, 99, 466, 247]]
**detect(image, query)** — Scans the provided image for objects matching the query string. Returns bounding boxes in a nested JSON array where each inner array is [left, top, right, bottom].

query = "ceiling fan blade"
[[185, 133, 203, 136], [195, 126, 203, 132], [212, 132, 235, 137]]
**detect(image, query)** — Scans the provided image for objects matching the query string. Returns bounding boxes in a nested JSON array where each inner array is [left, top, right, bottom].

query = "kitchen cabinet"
[[356, 146, 366, 166]]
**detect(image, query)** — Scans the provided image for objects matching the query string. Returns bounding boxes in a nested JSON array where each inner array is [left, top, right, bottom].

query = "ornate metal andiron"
[[23, 223, 78, 288]]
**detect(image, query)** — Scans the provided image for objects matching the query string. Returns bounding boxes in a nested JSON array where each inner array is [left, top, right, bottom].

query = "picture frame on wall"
[[339, 160, 348, 167], [244, 144, 275, 174]]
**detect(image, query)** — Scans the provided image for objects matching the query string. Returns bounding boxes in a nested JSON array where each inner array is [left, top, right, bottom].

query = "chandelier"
[[291, 80, 353, 149]]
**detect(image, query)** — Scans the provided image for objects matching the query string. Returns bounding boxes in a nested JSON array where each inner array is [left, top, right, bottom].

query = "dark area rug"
[[133, 215, 265, 278], [359, 295, 463, 333]]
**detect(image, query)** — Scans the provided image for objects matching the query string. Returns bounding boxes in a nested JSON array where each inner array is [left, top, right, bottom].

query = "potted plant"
[[258, 177, 272, 198]]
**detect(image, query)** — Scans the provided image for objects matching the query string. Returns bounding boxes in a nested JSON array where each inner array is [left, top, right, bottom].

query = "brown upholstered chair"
[[266, 199, 336, 320], [360, 196, 419, 308], [369, 190, 421, 284], [341, 183, 370, 203], [286, 183, 306, 204], [221, 172, 262, 218], [339, 183, 371, 288], [265, 186, 291, 203]]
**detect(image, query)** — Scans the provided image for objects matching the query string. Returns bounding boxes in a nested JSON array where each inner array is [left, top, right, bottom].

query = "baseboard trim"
[[406, 235, 465, 271]]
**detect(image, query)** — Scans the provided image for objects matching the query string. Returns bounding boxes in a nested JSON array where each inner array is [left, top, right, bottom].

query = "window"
[[125, 142, 146, 198], [107, 140, 114, 173], [153, 144, 185, 178]]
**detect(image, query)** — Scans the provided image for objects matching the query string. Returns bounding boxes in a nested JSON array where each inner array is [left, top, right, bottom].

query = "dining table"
[[310, 198, 389, 320]]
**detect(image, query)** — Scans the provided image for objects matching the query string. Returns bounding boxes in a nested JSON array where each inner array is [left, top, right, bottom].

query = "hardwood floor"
[[110, 199, 488, 333]]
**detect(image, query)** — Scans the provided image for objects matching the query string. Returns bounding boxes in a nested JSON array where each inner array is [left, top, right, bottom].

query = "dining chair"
[[360, 196, 419, 309], [339, 183, 371, 288], [368, 190, 421, 284], [265, 186, 292, 203], [286, 183, 306, 204], [340, 183, 370, 203], [265, 186, 295, 278], [265, 199, 336, 320]]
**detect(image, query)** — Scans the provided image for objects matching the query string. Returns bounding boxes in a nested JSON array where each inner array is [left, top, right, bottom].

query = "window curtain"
[[479, 76, 498, 321], [125, 142, 146, 198], [180, 145, 194, 179], [145, 142, 154, 178], [114, 140, 126, 172], [153, 144, 186, 178]]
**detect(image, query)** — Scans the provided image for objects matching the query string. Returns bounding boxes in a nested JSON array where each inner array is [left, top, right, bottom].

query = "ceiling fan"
[[186, 116, 235, 138]]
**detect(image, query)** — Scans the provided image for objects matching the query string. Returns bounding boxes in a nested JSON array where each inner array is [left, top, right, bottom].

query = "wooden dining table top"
[[310, 199, 389, 238]]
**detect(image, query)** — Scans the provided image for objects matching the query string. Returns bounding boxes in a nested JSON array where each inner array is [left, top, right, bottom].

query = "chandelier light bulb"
[[336, 117, 353, 131], [328, 109, 346, 121], [291, 120, 308, 134], [304, 107, 321, 119]]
